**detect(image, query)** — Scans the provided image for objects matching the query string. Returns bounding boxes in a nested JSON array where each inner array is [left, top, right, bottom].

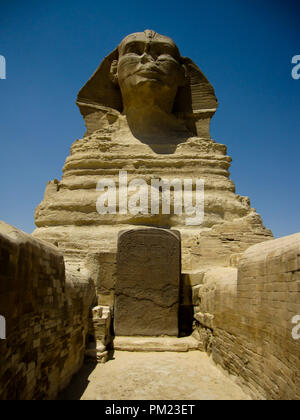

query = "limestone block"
[[89, 305, 112, 346], [192, 327, 213, 353], [229, 253, 243, 268], [198, 267, 238, 315], [84, 252, 117, 306], [85, 340, 109, 363], [192, 285, 202, 306], [182, 271, 205, 287], [194, 312, 215, 330], [113, 336, 200, 352]]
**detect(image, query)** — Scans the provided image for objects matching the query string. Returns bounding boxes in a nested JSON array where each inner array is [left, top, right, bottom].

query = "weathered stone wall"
[[0, 222, 94, 400], [195, 234, 300, 400]]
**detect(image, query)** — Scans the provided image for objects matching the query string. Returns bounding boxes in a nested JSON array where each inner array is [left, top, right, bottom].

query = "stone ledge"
[[113, 336, 200, 352]]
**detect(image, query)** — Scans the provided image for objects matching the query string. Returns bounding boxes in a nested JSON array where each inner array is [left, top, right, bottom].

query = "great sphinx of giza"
[[2, 31, 300, 401], [33, 30, 273, 292]]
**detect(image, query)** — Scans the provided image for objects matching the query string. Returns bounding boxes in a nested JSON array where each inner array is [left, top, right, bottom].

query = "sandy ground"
[[60, 351, 251, 400]]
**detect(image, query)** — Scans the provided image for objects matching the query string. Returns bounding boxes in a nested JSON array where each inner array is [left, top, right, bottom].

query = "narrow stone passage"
[[60, 351, 251, 400]]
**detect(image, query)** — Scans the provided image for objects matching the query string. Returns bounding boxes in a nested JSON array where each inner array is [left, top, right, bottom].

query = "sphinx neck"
[[123, 102, 189, 144]]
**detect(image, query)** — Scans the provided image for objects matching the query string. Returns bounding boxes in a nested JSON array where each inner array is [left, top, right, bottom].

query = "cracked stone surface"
[[60, 351, 251, 400]]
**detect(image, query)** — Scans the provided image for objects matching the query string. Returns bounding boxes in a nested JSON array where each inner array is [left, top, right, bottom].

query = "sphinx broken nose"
[[141, 52, 155, 64]]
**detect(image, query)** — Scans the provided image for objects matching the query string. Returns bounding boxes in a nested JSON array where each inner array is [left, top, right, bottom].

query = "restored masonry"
[[0, 222, 94, 400], [195, 234, 300, 400], [0, 30, 299, 400]]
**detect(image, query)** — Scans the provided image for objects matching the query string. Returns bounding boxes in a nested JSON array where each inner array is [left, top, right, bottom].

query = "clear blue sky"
[[0, 0, 299, 238]]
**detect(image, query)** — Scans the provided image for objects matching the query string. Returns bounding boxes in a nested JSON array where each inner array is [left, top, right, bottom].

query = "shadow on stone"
[[57, 361, 97, 401], [178, 274, 194, 336]]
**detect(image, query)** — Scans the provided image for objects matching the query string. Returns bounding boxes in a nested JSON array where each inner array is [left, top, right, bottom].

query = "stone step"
[[113, 336, 200, 352]]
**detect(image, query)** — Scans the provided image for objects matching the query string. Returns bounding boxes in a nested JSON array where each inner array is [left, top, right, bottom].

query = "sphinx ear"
[[110, 60, 119, 85], [179, 63, 189, 87]]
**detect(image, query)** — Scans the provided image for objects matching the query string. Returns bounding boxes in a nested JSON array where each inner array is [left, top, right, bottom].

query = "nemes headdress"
[[77, 30, 218, 138]]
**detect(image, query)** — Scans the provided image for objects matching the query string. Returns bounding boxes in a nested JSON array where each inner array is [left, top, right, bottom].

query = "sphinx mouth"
[[135, 65, 163, 77]]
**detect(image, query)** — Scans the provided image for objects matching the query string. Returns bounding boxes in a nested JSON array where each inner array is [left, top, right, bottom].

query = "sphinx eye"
[[124, 43, 143, 55], [156, 52, 177, 63], [154, 46, 177, 60]]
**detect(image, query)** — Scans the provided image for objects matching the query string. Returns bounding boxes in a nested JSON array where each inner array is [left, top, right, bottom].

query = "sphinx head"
[[110, 30, 187, 113], [77, 30, 218, 139]]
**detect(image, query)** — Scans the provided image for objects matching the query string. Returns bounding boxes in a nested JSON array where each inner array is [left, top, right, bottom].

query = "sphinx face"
[[114, 32, 186, 108]]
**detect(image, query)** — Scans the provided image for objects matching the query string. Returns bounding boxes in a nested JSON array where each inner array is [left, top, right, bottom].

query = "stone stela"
[[114, 228, 181, 337]]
